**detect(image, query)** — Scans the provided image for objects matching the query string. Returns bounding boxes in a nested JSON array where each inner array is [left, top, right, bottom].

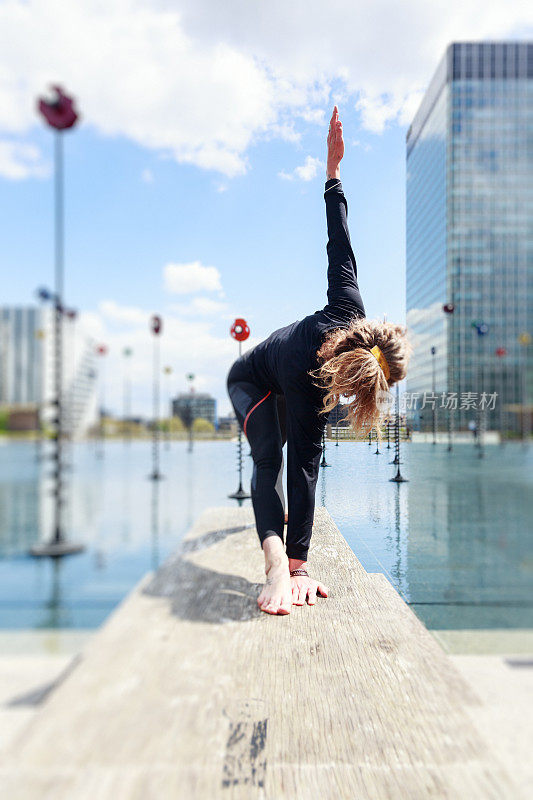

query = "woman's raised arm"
[[323, 108, 365, 318]]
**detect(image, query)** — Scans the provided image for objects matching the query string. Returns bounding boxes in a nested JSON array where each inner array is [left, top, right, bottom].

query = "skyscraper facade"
[[0, 305, 98, 436], [406, 42, 532, 431], [0, 307, 45, 405]]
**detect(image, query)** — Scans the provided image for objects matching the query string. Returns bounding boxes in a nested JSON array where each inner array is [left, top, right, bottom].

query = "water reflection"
[[0, 439, 531, 631]]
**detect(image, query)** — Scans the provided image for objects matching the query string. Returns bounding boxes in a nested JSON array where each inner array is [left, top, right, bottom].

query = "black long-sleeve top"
[[244, 179, 366, 556]]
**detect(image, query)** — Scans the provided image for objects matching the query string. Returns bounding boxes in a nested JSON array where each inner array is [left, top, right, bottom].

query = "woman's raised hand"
[[326, 106, 344, 180]]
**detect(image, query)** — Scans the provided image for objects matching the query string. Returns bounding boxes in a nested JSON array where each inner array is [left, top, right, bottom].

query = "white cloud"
[[279, 155, 323, 182], [299, 107, 326, 124], [0, 0, 530, 181], [169, 297, 227, 316], [99, 300, 149, 327], [177, 0, 532, 131], [0, 140, 48, 179], [164, 261, 223, 295], [141, 168, 154, 183], [77, 300, 259, 417]]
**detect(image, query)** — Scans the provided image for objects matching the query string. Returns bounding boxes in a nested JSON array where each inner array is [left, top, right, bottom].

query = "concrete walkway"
[[0, 507, 523, 799]]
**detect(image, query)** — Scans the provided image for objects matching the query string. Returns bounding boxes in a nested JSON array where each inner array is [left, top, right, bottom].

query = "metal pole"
[[431, 346, 437, 445], [320, 427, 330, 467], [30, 131, 84, 556], [498, 354, 505, 444], [52, 132, 64, 541], [150, 335, 162, 480], [390, 384, 407, 482], [477, 363, 485, 458], [97, 351, 106, 460], [520, 339, 530, 444], [165, 370, 171, 450], [229, 340, 250, 499], [123, 348, 132, 445]]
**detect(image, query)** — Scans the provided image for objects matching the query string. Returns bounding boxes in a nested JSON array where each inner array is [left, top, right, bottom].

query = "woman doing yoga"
[[227, 107, 410, 615]]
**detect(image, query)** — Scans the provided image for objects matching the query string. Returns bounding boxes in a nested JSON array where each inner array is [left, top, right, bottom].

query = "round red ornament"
[[230, 318, 250, 342]]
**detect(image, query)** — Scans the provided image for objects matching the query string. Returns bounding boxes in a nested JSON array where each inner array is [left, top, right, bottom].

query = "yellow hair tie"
[[370, 345, 390, 381]]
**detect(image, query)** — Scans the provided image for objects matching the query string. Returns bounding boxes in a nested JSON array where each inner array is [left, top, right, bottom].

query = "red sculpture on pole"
[[229, 318, 251, 501], [30, 85, 81, 557], [37, 86, 79, 130], [230, 318, 250, 342]]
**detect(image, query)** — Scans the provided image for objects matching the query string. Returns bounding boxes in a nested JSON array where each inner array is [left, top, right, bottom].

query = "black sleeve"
[[323, 179, 365, 319]]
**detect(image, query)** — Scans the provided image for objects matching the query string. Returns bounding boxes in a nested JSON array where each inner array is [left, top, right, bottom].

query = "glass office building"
[[0, 307, 45, 405], [406, 42, 532, 431]]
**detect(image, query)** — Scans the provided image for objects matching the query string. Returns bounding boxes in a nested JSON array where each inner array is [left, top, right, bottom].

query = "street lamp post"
[[390, 384, 408, 483], [34, 326, 46, 462], [320, 428, 330, 467], [163, 366, 173, 450], [185, 372, 195, 452], [149, 315, 164, 480], [431, 346, 437, 445], [495, 347, 507, 444], [229, 319, 251, 501], [443, 301, 455, 452], [30, 86, 83, 557], [518, 332, 531, 443], [122, 347, 133, 444], [95, 344, 108, 459], [472, 320, 489, 458]]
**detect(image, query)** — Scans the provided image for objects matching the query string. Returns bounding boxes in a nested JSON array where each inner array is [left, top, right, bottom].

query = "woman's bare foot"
[[257, 537, 292, 615]]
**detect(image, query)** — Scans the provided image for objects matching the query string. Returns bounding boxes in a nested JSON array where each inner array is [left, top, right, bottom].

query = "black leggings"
[[227, 358, 288, 551]]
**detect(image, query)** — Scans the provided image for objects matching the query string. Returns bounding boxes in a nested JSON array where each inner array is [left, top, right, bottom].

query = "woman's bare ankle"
[[288, 557, 307, 573], [262, 536, 288, 573]]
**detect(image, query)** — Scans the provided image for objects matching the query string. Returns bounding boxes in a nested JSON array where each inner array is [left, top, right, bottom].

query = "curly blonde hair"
[[311, 318, 411, 435]]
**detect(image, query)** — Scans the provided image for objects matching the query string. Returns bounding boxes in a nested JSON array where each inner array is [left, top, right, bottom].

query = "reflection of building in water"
[[0, 478, 41, 556], [405, 455, 533, 628], [0, 305, 98, 436], [406, 42, 532, 431], [172, 392, 217, 426]]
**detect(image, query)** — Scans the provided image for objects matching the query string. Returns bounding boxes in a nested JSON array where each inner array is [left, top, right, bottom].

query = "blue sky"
[[0, 1, 530, 416]]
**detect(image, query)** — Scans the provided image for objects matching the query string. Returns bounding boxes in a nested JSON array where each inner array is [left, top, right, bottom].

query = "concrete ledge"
[[0, 506, 521, 799]]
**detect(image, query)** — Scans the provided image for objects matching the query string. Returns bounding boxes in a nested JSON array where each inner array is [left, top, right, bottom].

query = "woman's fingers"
[[316, 582, 329, 597], [307, 586, 317, 605]]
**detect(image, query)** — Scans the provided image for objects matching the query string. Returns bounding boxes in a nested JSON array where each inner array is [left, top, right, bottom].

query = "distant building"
[[327, 403, 351, 426], [406, 42, 532, 431], [217, 415, 238, 434], [0, 305, 98, 436], [0, 307, 44, 405], [172, 392, 217, 427]]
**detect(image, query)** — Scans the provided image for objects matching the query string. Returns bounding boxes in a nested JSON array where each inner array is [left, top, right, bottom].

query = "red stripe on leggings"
[[243, 391, 271, 438]]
